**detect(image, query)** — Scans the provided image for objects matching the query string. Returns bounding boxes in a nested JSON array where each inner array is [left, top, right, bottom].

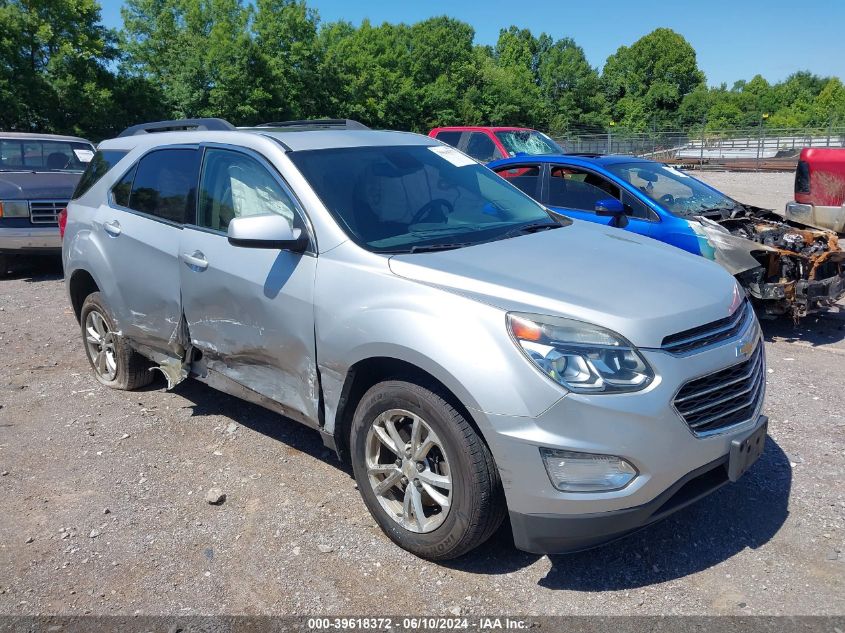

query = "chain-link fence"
[[551, 125, 845, 170]]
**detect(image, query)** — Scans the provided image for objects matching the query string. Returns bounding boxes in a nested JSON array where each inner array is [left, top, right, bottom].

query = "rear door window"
[[463, 132, 503, 163], [126, 149, 201, 224], [72, 150, 128, 199], [493, 164, 541, 198]]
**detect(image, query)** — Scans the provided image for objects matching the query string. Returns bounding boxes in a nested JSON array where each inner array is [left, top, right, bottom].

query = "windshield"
[[495, 130, 563, 157], [605, 162, 737, 217], [0, 139, 94, 173], [289, 144, 556, 253]]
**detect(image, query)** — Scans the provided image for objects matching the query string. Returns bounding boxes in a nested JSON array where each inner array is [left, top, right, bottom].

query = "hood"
[[388, 220, 739, 348], [0, 171, 82, 199]]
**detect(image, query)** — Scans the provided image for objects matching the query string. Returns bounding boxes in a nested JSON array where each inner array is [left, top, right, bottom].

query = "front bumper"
[[783, 201, 845, 233], [750, 271, 845, 316], [508, 415, 766, 554], [0, 226, 61, 253], [472, 319, 765, 554]]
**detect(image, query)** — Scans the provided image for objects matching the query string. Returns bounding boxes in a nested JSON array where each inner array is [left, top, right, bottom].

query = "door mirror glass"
[[227, 215, 308, 251]]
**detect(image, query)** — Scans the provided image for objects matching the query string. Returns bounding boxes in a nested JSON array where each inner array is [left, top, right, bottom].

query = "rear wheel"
[[0, 254, 8, 277], [80, 292, 153, 390], [350, 380, 505, 560]]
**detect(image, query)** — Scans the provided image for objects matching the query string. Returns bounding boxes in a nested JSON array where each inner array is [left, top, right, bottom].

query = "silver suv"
[[63, 118, 768, 560]]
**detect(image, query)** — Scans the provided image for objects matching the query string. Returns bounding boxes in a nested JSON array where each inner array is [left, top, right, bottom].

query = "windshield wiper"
[[408, 242, 475, 254], [498, 221, 561, 240]]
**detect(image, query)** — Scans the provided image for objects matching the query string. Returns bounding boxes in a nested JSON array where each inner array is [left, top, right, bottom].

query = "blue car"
[[487, 153, 845, 318]]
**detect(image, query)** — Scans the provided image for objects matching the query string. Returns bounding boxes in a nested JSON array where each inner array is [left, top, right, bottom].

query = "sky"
[[99, 0, 845, 87]]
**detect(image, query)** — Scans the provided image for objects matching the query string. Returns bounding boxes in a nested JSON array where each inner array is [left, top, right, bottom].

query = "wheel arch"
[[330, 356, 486, 464], [68, 268, 101, 322]]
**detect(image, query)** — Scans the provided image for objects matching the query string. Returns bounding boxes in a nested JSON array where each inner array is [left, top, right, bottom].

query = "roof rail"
[[255, 119, 369, 131], [117, 118, 235, 138]]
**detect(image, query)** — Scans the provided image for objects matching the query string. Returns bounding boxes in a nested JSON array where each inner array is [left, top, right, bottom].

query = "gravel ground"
[[0, 254, 842, 617], [692, 170, 794, 212]]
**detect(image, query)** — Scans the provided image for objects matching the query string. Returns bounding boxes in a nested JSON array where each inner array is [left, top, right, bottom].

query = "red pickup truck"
[[783, 148, 845, 232], [428, 126, 564, 163]]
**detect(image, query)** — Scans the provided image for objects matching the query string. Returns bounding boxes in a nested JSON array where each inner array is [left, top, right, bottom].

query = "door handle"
[[103, 220, 121, 237], [182, 250, 208, 271]]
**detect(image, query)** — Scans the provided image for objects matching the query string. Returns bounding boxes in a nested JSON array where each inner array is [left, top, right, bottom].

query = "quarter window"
[[127, 149, 200, 224], [112, 165, 135, 208], [73, 150, 128, 199], [198, 149, 298, 232]]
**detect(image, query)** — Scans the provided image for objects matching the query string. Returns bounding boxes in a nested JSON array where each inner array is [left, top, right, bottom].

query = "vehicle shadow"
[[760, 308, 845, 346], [169, 377, 353, 476], [2, 255, 63, 281], [447, 437, 791, 587], [156, 376, 789, 585]]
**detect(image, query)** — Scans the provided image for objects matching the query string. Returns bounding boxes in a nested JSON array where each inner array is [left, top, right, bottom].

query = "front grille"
[[29, 199, 67, 225], [661, 300, 752, 355], [673, 342, 765, 436]]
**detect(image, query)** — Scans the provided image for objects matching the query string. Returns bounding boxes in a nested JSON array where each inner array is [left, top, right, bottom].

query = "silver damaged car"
[[63, 118, 768, 560]]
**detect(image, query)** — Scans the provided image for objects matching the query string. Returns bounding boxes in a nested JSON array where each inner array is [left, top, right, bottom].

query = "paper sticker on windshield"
[[73, 149, 94, 163], [663, 165, 689, 178], [429, 145, 476, 167]]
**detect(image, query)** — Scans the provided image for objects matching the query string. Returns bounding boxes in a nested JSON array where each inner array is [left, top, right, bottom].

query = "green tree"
[[121, 0, 270, 122], [811, 77, 845, 127], [602, 28, 705, 130], [253, 0, 321, 121], [316, 19, 418, 129], [537, 37, 606, 133], [456, 46, 542, 128], [0, 0, 118, 136]]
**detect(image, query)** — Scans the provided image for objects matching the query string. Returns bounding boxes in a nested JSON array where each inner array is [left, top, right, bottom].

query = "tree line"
[[2, 0, 844, 142]]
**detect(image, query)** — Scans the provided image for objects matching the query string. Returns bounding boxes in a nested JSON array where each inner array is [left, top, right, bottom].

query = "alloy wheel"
[[365, 408, 453, 533], [84, 310, 118, 381]]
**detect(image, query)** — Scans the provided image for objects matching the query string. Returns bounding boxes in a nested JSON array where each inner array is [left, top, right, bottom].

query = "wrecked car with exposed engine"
[[63, 117, 768, 561], [489, 153, 845, 318]]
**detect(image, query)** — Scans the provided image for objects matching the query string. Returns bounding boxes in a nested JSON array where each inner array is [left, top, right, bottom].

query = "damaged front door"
[[179, 146, 319, 425]]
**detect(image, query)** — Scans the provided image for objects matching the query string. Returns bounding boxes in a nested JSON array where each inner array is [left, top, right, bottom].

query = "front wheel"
[[350, 380, 505, 560]]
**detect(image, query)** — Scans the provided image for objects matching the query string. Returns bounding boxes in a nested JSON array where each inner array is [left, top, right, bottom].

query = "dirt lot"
[[0, 171, 843, 617], [694, 170, 794, 212]]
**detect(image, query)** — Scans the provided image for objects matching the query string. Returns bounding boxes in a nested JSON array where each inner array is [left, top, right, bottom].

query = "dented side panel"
[[178, 227, 320, 424], [92, 202, 185, 354]]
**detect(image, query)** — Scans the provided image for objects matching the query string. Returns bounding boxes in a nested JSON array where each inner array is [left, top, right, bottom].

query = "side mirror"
[[227, 215, 309, 252], [595, 198, 628, 228]]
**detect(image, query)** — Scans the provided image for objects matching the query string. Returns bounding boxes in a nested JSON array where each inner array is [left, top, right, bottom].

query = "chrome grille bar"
[[662, 300, 753, 355], [28, 199, 68, 225], [673, 342, 765, 436]]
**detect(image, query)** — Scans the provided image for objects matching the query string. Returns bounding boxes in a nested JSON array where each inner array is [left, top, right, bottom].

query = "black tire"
[[0, 254, 8, 278], [350, 380, 505, 560], [79, 292, 154, 390]]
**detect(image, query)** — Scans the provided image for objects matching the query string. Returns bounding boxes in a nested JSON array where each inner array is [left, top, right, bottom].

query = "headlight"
[[0, 200, 29, 218], [507, 312, 654, 393]]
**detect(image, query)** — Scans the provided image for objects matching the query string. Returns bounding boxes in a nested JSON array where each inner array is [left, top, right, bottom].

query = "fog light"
[[540, 448, 637, 492]]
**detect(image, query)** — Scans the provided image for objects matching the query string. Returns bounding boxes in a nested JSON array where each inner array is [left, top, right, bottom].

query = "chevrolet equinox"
[[62, 118, 768, 560]]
